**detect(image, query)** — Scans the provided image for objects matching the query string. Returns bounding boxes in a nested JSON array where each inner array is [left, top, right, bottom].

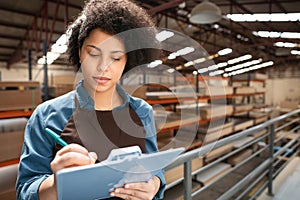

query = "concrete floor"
[[257, 157, 300, 200]]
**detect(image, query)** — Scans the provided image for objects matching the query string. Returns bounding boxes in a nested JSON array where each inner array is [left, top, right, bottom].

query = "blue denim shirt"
[[16, 81, 166, 200]]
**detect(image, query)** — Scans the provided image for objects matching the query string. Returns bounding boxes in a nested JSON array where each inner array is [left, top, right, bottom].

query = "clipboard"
[[56, 146, 184, 200]]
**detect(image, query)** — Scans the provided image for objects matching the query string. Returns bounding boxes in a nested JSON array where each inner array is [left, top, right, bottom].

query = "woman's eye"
[[112, 57, 121, 61], [88, 52, 100, 57]]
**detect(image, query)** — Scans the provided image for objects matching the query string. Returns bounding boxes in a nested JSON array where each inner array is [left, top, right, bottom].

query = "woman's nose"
[[96, 58, 112, 72]]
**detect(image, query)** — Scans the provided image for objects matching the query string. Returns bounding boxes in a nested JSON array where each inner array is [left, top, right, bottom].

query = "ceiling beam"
[[0, 7, 64, 25], [0, 34, 24, 41], [0, 44, 16, 50], [148, 0, 184, 15], [46, 0, 82, 10]]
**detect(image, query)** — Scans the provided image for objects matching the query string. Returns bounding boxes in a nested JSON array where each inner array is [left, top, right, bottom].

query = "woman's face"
[[79, 28, 127, 96]]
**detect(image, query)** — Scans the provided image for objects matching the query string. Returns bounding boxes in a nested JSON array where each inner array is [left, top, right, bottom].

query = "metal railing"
[[164, 109, 300, 200]]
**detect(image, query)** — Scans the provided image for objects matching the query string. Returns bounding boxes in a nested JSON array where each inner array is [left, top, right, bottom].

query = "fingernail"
[[125, 184, 129, 188], [89, 152, 98, 160], [110, 192, 115, 196]]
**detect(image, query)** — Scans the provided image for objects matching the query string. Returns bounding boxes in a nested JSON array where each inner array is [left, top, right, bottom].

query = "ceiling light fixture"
[[253, 31, 300, 39], [227, 54, 252, 65], [225, 58, 262, 72], [291, 50, 300, 55], [226, 13, 300, 22], [224, 61, 274, 76], [274, 42, 298, 48], [189, 0, 222, 24], [155, 30, 174, 42], [218, 48, 232, 56]]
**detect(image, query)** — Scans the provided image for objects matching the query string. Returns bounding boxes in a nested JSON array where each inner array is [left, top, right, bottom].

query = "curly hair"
[[67, 0, 160, 74]]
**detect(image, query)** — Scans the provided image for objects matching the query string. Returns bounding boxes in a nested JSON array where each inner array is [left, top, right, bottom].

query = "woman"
[[16, 0, 165, 199]]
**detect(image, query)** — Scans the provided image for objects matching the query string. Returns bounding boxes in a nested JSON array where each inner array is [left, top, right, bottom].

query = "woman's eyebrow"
[[111, 50, 126, 54], [87, 44, 101, 52], [87, 45, 125, 54]]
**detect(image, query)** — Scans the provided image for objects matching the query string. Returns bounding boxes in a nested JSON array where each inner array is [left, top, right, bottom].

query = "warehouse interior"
[[0, 0, 299, 199]]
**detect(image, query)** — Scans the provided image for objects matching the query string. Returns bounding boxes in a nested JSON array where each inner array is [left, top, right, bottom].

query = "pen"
[[45, 128, 68, 147]]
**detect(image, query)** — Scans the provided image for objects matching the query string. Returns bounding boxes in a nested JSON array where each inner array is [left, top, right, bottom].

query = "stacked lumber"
[[154, 111, 199, 132], [232, 137, 254, 149], [165, 156, 203, 184], [251, 129, 268, 139], [231, 73, 268, 81], [198, 120, 233, 143], [234, 104, 253, 113], [204, 143, 233, 163], [234, 86, 256, 94], [227, 149, 253, 166], [199, 105, 233, 119], [195, 162, 231, 185], [232, 80, 266, 93], [146, 91, 195, 100], [232, 118, 254, 132], [0, 81, 41, 111]]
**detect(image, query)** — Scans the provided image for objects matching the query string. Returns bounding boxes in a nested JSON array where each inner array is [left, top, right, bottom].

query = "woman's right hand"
[[51, 143, 98, 173]]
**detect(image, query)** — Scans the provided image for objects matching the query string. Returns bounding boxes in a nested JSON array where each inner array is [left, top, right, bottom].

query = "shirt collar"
[[75, 80, 130, 110]]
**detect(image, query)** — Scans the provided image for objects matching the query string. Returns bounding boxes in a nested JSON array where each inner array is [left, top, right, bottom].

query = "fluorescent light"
[[51, 43, 68, 54], [218, 48, 232, 56], [56, 34, 68, 45], [37, 33, 69, 64], [207, 62, 227, 70], [193, 70, 198, 76], [225, 58, 262, 72], [291, 50, 300, 55], [227, 54, 252, 65], [216, 62, 228, 68], [281, 32, 300, 39], [193, 58, 206, 64], [208, 65, 218, 71], [253, 31, 300, 39], [167, 68, 175, 73], [198, 68, 208, 73], [184, 61, 194, 67], [227, 13, 300, 22], [148, 60, 162, 68], [167, 47, 195, 60], [209, 70, 224, 76], [167, 54, 177, 60], [155, 30, 174, 42], [225, 61, 274, 76], [176, 65, 183, 70], [274, 42, 297, 48], [37, 52, 60, 65], [177, 47, 195, 56]]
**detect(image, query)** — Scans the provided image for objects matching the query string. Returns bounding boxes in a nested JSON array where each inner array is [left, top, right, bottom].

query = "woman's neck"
[[93, 86, 123, 110]]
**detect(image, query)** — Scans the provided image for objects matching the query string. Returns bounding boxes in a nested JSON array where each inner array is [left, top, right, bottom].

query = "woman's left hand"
[[110, 176, 160, 200]]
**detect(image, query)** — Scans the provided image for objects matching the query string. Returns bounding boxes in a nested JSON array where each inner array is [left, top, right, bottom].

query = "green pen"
[[45, 128, 68, 147]]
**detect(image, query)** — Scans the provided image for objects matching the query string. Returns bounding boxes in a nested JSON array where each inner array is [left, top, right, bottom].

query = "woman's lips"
[[94, 77, 110, 84]]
